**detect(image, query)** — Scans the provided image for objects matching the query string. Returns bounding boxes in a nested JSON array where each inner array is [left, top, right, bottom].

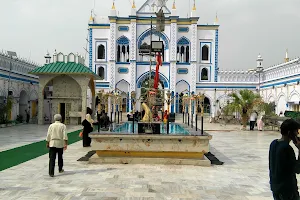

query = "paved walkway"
[[0, 124, 82, 152], [0, 124, 288, 200]]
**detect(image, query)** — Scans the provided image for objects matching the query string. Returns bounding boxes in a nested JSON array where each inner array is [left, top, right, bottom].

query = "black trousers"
[[250, 121, 255, 130], [273, 191, 300, 200], [49, 147, 63, 176]]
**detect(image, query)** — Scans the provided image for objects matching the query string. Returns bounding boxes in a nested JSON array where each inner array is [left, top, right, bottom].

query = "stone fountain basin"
[[89, 132, 212, 166]]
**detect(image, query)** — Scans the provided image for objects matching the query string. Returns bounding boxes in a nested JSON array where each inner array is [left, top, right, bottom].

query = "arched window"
[[186, 46, 189, 63], [98, 67, 105, 80], [202, 45, 209, 61], [201, 68, 208, 80], [97, 45, 105, 59]]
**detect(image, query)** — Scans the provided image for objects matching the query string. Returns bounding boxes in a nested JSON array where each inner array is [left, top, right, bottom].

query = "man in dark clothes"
[[269, 119, 300, 199], [25, 109, 30, 123], [102, 113, 110, 128]]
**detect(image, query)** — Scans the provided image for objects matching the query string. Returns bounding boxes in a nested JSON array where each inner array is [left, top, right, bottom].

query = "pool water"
[[113, 122, 190, 135]]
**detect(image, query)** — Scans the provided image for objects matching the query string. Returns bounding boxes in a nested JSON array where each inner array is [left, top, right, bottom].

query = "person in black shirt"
[[269, 119, 300, 200]]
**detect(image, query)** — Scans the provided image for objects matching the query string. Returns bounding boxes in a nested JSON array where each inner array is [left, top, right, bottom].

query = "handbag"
[[79, 131, 83, 137]]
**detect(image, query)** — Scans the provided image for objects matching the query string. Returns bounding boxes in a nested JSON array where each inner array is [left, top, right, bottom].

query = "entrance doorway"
[[60, 103, 65, 123]]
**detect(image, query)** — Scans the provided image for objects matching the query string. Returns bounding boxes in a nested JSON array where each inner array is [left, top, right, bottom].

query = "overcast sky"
[[0, 0, 299, 70]]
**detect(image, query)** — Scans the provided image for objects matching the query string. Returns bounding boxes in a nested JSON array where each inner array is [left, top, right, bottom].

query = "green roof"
[[29, 62, 97, 76]]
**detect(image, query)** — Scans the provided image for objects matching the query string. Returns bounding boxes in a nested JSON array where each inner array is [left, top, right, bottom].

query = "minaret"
[[44, 51, 51, 64], [257, 53, 263, 69], [131, 0, 136, 15], [284, 49, 289, 62], [53, 50, 57, 63], [191, 0, 196, 17], [214, 12, 219, 25], [111, 0, 117, 16], [171, 0, 177, 16]]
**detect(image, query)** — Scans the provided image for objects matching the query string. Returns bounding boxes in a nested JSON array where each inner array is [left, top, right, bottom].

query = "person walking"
[[269, 119, 300, 199], [249, 111, 257, 131], [46, 114, 68, 177], [257, 112, 264, 131], [82, 108, 94, 147]]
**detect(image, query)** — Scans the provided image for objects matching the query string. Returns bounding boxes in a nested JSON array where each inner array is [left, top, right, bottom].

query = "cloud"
[[0, 0, 299, 70]]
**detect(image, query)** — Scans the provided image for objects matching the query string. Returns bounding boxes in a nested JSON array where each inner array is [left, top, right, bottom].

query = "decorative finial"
[[192, 0, 196, 11], [112, 0, 116, 10], [285, 49, 289, 62], [172, 0, 176, 9], [215, 12, 218, 23], [132, 0, 136, 9], [89, 10, 93, 21]]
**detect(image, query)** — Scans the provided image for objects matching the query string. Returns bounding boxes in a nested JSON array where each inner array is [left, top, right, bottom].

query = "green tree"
[[225, 89, 262, 129]]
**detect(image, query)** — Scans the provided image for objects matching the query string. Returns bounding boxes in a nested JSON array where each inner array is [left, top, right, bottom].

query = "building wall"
[[0, 53, 39, 121]]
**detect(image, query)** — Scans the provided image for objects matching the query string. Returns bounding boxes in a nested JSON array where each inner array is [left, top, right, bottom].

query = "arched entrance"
[[43, 75, 82, 124], [19, 90, 29, 121], [116, 79, 130, 112]]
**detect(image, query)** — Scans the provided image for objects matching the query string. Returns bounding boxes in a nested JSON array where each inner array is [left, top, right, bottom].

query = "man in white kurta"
[[46, 114, 68, 177]]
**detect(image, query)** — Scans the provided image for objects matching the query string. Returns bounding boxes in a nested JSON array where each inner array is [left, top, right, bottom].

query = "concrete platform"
[[89, 154, 211, 166]]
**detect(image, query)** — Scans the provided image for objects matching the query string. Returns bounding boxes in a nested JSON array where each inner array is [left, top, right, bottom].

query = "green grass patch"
[[0, 129, 82, 172]]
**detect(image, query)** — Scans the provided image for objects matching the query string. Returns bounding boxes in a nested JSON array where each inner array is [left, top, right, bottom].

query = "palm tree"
[[225, 89, 262, 129]]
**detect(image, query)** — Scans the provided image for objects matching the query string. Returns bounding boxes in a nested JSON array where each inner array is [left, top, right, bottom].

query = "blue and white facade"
[[88, 0, 300, 116]]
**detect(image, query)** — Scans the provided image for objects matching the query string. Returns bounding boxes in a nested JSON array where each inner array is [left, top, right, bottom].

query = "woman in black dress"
[[82, 108, 94, 147]]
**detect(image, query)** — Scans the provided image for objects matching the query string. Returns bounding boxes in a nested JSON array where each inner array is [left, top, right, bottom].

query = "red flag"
[[154, 53, 162, 89]]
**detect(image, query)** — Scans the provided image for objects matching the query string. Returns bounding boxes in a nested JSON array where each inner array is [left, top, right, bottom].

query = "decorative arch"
[[116, 36, 130, 45], [288, 90, 300, 102], [276, 92, 285, 103], [137, 28, 169, 50], [176, 79, 190, 92], [267, 93, 275, 102], [177, 36, 190, 45], [137, 71, 169, 88], [30, 90, 38, 100], [115, 79, 130, 89]]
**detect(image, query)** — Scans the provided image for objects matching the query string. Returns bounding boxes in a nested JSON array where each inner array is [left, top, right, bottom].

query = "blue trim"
[[263, 73, 300, 84], [137, 28, 169, 50], [177, 36, 190, 45], [0, 73, 38, 84], [176, 80, 190, 92], [95, 41, 108, 62], [176, 93, 179, 113], [136, 71, 169, 88], [118, 67, 129, 74], [215, 29, 219, 82], [171, 91, 174, 113], [116, 36, 130, 45], [118, 26, 129, 32], [178, 27, 189, 32], [177, 68, 188, 74], [116, 62, 130, 64], [176, 63, 190, 65], [89, 24, 110, 26], [196, 86, 256, 89], [96, 83, 109, 88], [261, 77, 300, 89], [89, 28, 93, 70], [200, 42, 212, 63]]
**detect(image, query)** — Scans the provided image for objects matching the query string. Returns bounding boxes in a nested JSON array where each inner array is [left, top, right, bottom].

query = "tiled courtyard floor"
[[0, 121, 290, 200]]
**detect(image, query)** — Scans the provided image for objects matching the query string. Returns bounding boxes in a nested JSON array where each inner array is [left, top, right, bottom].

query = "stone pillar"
[[190, 18, 198, 94], [170, 16, 178, 113], [38, 88, 44, 125], [109, 17, 117, 90], [129, 16, 137, 112]]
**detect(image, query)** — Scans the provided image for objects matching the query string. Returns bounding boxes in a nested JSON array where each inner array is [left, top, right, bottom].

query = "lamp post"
[[198, 92, 205, 135]]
